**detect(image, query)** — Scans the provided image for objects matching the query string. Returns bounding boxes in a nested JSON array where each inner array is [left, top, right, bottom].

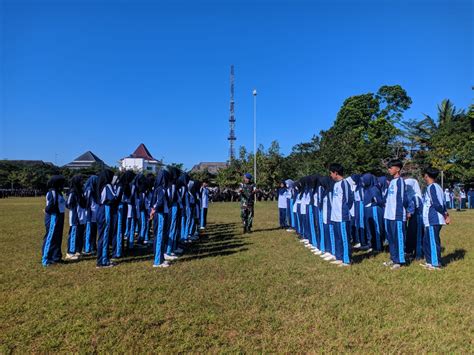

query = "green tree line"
[[213, 85, 473, 189]]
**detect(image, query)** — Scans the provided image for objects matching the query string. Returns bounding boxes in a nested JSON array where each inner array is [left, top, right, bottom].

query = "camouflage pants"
[[240, 206, 254, 229]]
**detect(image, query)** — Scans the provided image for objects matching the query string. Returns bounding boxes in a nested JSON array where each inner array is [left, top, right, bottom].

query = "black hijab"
[[119, 170, 136, 198], [96, 169, 114, 201], [70, 174, 86, 208], [47, 175, 65, 192]]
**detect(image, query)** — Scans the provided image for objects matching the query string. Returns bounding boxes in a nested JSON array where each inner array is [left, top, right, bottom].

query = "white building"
[[119, 143, 162, 173]]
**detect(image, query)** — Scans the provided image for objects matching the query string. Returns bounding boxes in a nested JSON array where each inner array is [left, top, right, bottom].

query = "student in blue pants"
[[165, 166, 180, 258], [405, 177, 424, 260], [186, 180, 197, 243], [126, 176, 138, 249], [178, 173, 190, 244], [112, 171, 135, 258], [421, 167, 451, 270], [352, 174, 368, 250], [285, 179, 295, 231], [319, 176, 336, 261], [42, 175, 66, 266], [361, 173, 384, 252], [134, 174, 149, 246], [329, 164, 354, 267], [66, 175, 86, 260], [277, 181, 288, 229], [307, 174, 321, 254], [151, 169, 171, 268], [383, 160, 409, 270], [96, 169, 117, 268], [468, 188, 474, 209], [312, 175, 326, 255], [83, 175, 98, 255], [200, 181, 209, 230]]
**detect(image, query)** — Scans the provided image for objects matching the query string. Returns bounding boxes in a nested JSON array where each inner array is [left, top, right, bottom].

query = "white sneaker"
[[419, 262, 432, 269], [383, 260, 394, 267], [65, 253, 78, 260], [330, 260, 343, 265], [321, 252, 331, 258], [164, 254, 178, 261], [199, 227, 205, 230], [305, 244, 313, 248], [354, 243, 361, 249], [324, 255, 336, 261], [390, 263, 401, 270], [366, 248, 373, 253], [286, 229, 293, 232], [313, 250, 322, 255], [153, 262, 170, 268], [338, 263, 350, 267], [299, 239, 307, 243]]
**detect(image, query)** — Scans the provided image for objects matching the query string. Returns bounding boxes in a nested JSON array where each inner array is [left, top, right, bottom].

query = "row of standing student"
[[41, 168, 210, 268], [444, 187, 474, 210], [277, 161, 451, 270]]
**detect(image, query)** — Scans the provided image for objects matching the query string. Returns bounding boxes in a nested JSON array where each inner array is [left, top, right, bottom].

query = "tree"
[[316, 85, 411, 175]]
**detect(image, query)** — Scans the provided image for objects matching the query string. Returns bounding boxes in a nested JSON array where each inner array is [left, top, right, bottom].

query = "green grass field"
[[0, 197, 473, 352]]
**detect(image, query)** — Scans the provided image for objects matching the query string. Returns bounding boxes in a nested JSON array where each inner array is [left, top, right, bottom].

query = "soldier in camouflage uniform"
[[239, 173, 256, 234]]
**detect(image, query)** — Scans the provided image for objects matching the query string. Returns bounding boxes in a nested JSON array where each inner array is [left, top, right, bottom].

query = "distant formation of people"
[[277, 161, 453, 271], [41, 167, 210, 268]]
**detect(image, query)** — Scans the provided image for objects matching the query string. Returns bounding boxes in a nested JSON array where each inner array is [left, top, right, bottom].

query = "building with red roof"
[[119, 143, 162, 173]]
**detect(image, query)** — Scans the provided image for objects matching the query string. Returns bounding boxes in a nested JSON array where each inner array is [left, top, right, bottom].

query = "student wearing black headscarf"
[[164, 166, 181, 257], [95, 169, 117, 268], [134, 173, 148, 246], [83, 175, 98, 255], [177, 172, 190, 244], [66, 175, 86, 260], [42, 175, 66, 266], [319, 176, 337, 261], [150, 169, 171, 267], [112, 170, 136, 259]]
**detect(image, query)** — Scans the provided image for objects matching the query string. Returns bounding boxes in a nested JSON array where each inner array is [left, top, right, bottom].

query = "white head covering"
[[405, 178, 423, 201]]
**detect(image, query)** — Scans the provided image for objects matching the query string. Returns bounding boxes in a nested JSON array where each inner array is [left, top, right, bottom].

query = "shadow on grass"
[[442, 248, 466, 266], [117, 222, 248, 264], [251, 226, 284, 233], [179, 222, 249, 262]]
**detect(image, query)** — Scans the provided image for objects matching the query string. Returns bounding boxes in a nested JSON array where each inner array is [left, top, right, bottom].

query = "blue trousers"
[[84, 221, 97, 253], [289, 199, 295, 228], [424, 225, 442, 267], [138, 210, 150, 243], [67, 224, 84, 254], [96, 205, 113, 266], [323, 223, 335, 255], [112, 204, 126, 258], [354, 201, 367, 246], [385, 219, 406, 264], [333, 221, 351, 264], [308, 205, 318, 248], [279, 208, 287, 228], [127, 217, 136, 248], [153, 212, 167, 266], [42, 212, 64, 266], [316, 208, 326, 252], [285, 199, 291, 227], [200, 207, 208, 228], [364, 206, 384, 251], [406, 210, 424, 259], [166, 205, 179, 254]]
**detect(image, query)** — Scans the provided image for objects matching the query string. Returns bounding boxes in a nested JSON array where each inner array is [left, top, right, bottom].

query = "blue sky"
[[1, 0, 472, 169]]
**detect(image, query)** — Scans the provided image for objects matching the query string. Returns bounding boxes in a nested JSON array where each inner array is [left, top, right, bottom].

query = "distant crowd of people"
[[0, 189, 42, 199], [443, 187, 473, 210], [277, 161, 458, 271]]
